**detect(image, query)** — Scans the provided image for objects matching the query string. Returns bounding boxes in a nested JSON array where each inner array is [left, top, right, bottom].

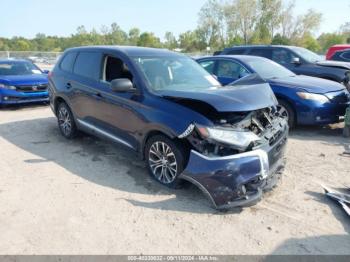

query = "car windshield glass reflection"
[[0, 61, 42, 76], [133, 55, 221, 92], [246, 58, 295, 79], [291, 47, 323, 63]]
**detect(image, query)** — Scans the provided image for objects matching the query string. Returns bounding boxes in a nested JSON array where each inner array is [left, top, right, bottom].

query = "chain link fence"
[[0, 51, 62, 70]]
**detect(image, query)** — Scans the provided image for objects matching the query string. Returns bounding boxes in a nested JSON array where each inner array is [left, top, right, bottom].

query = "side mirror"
[[111, 78, 134, 92], [291, 57, 301, 65], [42, 70, 50, 74]]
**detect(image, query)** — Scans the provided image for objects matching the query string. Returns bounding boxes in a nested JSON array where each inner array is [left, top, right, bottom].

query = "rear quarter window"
[[60, 52, 77, 72], [341, 51, 350, 60], [73, 52, 102, 80], [248, 48, 272, 59]]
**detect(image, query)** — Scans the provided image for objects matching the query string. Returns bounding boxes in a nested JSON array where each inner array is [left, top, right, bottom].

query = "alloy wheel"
[[277, 105, 289, 120], [148, 141, 178, 184], [58, 106, 72, 136]]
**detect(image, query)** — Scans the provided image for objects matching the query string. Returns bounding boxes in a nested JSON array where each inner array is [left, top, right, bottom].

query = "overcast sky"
[[1, 0, 349, 39]]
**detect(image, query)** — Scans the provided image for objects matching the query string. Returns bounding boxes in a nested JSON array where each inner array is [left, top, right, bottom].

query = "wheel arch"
[[275, 95, 298, 124]]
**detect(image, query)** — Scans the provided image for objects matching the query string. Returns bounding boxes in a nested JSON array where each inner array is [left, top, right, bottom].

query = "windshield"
[[133, 55, 220, 92], [245, 58, 295, 79], [0, 61, 42, 76], [290, 47, 323, 63]]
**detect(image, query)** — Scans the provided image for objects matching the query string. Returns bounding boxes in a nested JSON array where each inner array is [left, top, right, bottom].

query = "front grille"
[[15, 84, 48, 93], [326, 90, 350, 104]]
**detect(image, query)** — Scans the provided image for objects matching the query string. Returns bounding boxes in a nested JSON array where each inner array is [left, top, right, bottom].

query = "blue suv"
[[48, 46, 288, 209], [0, 59, 49, 106]]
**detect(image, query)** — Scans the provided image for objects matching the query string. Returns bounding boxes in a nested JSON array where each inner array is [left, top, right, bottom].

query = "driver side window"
[[102, 56, 134, 84], [272, 49, 298, 65], [216, 60, 249, 79]]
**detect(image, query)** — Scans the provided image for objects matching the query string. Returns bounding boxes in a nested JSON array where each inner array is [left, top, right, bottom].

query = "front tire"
[[145, 135, 188, 188], [57, 102, 78, 139], [277, 100, 296, 128]]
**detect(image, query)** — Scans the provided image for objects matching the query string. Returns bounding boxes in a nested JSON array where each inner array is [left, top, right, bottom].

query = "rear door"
[[70, 51, 104, 121]]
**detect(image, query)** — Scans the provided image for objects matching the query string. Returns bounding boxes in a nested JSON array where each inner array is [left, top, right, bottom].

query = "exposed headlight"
[[297, 92, 329, 103], [197, 126, 261, 150], [0, 84, 16, 90]]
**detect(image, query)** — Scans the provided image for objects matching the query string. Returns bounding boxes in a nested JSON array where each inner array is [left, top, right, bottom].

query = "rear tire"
[[145, 135, 188, 188], [57, 102, 78, 139], [277, 100, 296, 128]]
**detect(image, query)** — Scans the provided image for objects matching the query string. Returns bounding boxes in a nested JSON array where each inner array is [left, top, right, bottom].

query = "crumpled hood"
[[157, 81, 277, 112], [316, 60, 350, 70], [0, 74, 48, 86], [269, 75, 345, 94]]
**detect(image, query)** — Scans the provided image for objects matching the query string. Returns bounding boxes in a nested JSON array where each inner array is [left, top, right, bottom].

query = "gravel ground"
[[0, 105, 349, 255]]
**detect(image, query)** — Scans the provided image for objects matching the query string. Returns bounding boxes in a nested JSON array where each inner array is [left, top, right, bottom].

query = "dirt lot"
[[0, 105, 349, 255]]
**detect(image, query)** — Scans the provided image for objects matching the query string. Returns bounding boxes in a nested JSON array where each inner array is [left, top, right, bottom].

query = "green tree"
[[137, 32, 161, 47], [318, 33, 345, 53], [224, 0, 259, 44], [164, 32, 177, 50], [128, 28, 141, 46], [271, 34, 291, 45], [300, 33, 320, 52], [197, 0, 225, 49], [258, 0, 283, 41]]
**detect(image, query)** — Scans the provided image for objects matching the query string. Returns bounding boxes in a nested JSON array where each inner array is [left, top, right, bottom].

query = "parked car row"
[[1, 45, 350, 210]]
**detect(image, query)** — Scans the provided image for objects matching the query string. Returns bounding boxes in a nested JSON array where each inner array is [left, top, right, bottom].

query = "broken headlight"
[[197, 125, 261, 150]]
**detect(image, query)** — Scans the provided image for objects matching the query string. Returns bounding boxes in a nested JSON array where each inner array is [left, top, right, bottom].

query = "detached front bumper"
[[179, 126, 288, 210], [0, 90, 49, 105]]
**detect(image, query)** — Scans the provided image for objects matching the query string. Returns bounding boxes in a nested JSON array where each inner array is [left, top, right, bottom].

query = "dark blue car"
[[197, 55, 350, 127], [49, 46, 288, 209], [0, 59, 49, 106]]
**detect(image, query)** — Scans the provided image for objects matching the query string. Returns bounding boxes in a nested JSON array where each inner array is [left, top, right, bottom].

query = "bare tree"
[[280, 0, 295, 38], [224, 0, 259, 44], [197, 0, 225, 48]]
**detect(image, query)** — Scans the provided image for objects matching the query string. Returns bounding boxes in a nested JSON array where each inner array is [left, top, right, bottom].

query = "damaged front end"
[[178, 106, 288, 210]]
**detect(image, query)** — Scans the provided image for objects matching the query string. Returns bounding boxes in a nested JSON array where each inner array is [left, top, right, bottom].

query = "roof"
[[198, 54, 269, 62], [330, 44, 350, 48], [225, 45, 299, 49], [65, 45, 182, 57]]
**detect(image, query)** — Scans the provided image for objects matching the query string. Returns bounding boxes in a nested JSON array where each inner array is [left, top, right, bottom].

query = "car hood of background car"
[[157, 81, 277, 112], [269, 75, 346, 94], [0, 74, 48, 86], [316, 60, 350, 70]]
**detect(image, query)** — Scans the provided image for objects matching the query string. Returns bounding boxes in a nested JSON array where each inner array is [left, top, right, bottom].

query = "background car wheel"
[[57, 102, 78, 139], [277, 100, 296, 128], [145, 135, 188, 188]]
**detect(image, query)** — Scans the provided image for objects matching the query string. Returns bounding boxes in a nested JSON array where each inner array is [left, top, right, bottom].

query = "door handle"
[[65, 82, 72, 89]]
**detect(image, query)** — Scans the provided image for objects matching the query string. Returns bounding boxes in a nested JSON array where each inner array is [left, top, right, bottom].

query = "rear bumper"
[[0, 90, 49, 105], [179, 125, 288, 210]]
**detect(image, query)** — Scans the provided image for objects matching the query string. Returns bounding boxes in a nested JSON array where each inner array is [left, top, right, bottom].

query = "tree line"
[[1, 0, 350, 54]]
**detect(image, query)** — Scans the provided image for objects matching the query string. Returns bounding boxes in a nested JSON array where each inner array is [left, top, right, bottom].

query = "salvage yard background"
[[0, 105, 349, 254]]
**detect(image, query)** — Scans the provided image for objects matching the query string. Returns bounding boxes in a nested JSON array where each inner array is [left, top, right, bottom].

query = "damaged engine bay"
[[178, 104, 287, 157]]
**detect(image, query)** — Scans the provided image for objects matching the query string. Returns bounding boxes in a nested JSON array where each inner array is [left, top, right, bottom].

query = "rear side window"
[[248, 49, 272, 59], [73, 52, 102, 80], [60, 52, 77, 72], [226, 49, 246, 55]]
